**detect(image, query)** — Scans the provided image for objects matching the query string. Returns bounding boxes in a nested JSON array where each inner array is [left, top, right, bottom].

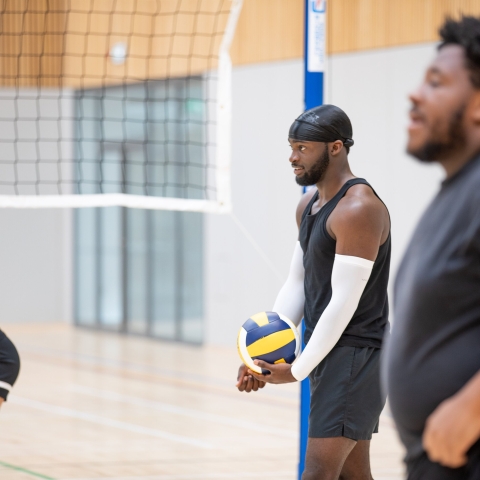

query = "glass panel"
[[102, 146, 124, 193], [75, 208, 97, 326], [179, 212, 203, 343], [76, 91, 101, 194], [125, 146, 147, 196], [185, 78, 205, 199], [76, 77, 206, 199], [74, 77, 205, 343], [99, 207, 123, 329], [151, 210, 176, 339], [126, 208, 148, 334]]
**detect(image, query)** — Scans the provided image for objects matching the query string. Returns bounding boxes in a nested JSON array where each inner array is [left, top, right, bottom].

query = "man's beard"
[[409, 104, 466, 163], [295, 147, 330, 186]]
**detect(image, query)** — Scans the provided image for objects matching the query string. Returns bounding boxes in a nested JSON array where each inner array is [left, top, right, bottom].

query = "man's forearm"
[[422, 368, 480, 467], [291, 255, 374, 381]]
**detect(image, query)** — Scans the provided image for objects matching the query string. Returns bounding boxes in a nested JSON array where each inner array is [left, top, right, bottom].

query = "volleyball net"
[[0, 0, 242, 212]]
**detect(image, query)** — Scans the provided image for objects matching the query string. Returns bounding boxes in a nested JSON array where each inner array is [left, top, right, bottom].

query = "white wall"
[[0, 208, 72, 323], [0, 89, 74, 323], [204, 59, 304, 345], [204, 42, 446, 346], [326, 42, 444, 278]]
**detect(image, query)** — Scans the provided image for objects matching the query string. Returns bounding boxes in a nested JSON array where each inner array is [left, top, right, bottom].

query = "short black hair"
[[439, 16, 480, 88]]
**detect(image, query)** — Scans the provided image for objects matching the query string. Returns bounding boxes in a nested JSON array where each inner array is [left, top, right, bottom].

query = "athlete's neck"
[[315, 163, 355, 207]]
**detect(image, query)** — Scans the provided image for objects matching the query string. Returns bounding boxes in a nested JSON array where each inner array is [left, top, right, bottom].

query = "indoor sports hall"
[[0, 1, 477, 479]]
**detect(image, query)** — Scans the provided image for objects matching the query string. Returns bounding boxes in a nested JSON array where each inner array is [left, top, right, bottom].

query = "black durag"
[[289, 104, 354, 148]]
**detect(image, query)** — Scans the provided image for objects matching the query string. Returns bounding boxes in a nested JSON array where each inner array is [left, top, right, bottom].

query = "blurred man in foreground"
[[385, 16, 480, 480]]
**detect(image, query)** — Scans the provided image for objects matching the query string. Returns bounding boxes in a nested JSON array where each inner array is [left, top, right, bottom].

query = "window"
[[74, 78, 204, 343]]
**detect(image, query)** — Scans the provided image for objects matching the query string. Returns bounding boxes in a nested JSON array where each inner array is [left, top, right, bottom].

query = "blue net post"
[[299, 1, 325, 478], [298, 322, 311, 478]]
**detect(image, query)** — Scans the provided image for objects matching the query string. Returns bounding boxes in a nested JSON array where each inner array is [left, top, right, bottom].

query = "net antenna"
[[0, 0, 243, 213]]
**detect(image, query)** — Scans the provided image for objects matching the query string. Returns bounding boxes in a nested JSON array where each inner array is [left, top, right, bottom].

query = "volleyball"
[[237, 311, 301, 374]]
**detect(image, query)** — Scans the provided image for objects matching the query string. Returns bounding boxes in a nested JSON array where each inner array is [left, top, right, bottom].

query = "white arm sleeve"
[[291, 254, 374, 381], [272, 241, 305, 326]]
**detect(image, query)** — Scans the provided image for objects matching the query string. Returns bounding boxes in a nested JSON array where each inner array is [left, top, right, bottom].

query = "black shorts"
[[407, 441, 480, 480], [308, 345, 385, 441], [0, 330, 20, 401]]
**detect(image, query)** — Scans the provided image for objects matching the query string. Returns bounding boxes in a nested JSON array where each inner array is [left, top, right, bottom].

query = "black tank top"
[[299, 178, 391, 348]]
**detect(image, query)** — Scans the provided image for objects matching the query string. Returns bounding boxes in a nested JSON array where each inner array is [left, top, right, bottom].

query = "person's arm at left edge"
[[248, 187, 387, 384], [423, 370, 480, 468]]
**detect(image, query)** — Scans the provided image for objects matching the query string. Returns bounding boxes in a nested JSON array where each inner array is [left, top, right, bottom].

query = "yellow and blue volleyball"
[[237, 311, 300, 374]]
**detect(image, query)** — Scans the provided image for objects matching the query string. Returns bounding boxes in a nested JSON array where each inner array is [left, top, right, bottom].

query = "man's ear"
[[330, 140, 344, 156]]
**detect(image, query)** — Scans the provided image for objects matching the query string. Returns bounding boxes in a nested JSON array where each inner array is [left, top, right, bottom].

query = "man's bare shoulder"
[[296, 188, 316, 228], [337, 184, 387, 218], [331, 183, 390, 246]]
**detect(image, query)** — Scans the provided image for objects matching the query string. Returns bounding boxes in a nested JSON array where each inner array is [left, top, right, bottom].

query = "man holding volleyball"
[[237, 104, 391, 480]]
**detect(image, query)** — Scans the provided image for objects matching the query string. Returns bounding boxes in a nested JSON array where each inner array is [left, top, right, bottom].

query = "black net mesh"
[[0, 0, 233, 202]]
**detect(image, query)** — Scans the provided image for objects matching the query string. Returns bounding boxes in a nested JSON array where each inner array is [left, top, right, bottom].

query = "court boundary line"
[[63, 472, 294, 480], [9, 396, 213, 450], [0, 460, 56, 480], [17, 343, 299, 405], [69, 384, 298, 439]]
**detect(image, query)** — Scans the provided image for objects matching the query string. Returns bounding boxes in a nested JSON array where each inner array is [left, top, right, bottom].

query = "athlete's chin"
[[295, 175, 315, 187]]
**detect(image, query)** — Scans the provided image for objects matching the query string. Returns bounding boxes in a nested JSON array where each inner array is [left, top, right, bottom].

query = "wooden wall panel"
[[0, 0, 65, 87], [62, 0, 230, 88], [0, 0, 230, 88], [230, 0, 303, 65], [231, 0, 480, 62], [328, 0, 480, 54], [2, 1, 480, 88]]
